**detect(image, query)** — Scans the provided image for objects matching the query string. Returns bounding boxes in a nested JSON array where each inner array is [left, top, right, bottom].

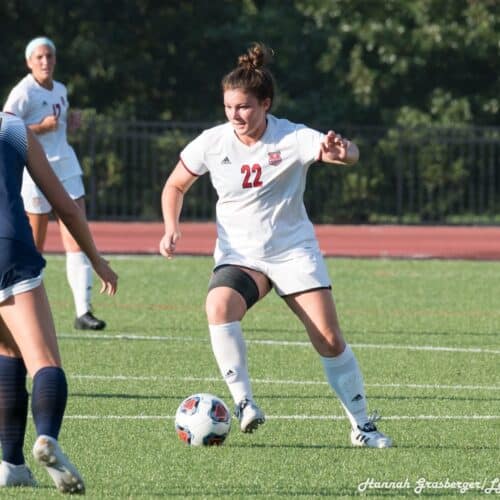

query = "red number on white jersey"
[[241, 164, 263, 188]]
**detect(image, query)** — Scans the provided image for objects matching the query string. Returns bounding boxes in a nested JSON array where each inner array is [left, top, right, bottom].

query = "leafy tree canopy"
[[1, 0, 498, 125]]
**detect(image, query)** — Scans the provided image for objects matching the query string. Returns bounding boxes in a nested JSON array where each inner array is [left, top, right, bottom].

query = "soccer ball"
[[175, 393, 231, 446]]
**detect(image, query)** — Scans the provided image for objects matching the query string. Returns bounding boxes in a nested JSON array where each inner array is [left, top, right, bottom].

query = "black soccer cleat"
[[74, 311, 106, 330]]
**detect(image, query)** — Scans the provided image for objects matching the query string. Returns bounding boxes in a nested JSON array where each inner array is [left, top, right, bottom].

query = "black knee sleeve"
[[208, 266, 259, 309]]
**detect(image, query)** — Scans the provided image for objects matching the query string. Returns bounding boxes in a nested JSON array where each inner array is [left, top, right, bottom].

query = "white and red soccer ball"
[[175, 393, 231, 446]]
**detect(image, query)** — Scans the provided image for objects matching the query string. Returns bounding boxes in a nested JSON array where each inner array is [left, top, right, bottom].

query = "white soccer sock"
[[66, 251, 93, 317], [321, 344, 370, 429], [209, 321, 253, 406]]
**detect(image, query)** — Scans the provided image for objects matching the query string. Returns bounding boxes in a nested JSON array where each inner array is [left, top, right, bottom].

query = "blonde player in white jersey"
[[3, 37, 106, 330], [160, 43, 392, 448]]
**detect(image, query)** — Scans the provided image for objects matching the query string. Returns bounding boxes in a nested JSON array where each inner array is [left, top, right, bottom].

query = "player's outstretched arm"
[[25, 127, 117, 295], [160, 161, 198, 259], [320, 130, 359, 165]]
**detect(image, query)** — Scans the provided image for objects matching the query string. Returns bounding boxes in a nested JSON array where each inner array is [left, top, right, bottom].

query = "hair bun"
[[238, 42, 273, 71]]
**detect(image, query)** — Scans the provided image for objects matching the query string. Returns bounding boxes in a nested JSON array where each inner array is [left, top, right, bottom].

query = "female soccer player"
[[3, 36, 106, 331], [0, 110, 118, 492], [159, 43, 392, 448]]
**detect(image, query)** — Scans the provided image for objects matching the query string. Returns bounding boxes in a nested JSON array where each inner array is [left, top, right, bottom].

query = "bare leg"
[[284, 288, 346, 356], [0, 286, 85, 488], [0, 285, 60, 376], [206, 267, 270, 432], [285, 289, 370, 429], [56, 197, 86, 253], [26, 213, 49, 252], [285, 287, 392, 446], [57, 198, 104, 328], [0, 285, 61, 484]]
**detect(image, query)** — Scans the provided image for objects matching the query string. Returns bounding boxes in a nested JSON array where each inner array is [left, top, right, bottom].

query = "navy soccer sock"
[[31, 366, 67, 440], [0, 355, 28, 465]]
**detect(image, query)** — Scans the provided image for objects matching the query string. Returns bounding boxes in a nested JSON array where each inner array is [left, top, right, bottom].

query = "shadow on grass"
[[72, 392, 194, 401], [246, 327, 500, 338], [227, 442, 499, 451], [71, 392, 500, 403], [348, 329, 500, 338], [368, 394, 500, 402]]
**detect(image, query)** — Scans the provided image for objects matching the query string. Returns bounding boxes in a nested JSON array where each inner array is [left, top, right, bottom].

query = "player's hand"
[[41, 114, 59, 132], [159, 229, 181, 259], [321, 130, 349, 162], [93, 256, 118, 295]]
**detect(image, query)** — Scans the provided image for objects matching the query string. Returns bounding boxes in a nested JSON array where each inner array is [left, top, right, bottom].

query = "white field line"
[[69, 374, 500, 392], [58, 333, 500, 355], [63, 414, 500, 421]]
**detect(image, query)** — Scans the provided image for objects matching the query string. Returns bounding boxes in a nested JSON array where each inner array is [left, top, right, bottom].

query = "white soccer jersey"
[[181, 114, 325, 260], [3, 74, 82, 178]]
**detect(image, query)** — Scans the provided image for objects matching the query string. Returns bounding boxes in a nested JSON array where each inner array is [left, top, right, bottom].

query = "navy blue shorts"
[[0, 238, 46, 302]]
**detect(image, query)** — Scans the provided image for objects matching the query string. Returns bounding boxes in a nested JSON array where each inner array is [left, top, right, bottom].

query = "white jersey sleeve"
[[296, 124, 324, 166], [3, 84, 30, 118], [180, 123, 228, 176]]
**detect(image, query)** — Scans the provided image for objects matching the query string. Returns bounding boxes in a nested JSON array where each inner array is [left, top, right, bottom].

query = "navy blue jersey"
[[0, 112, 37, 245], [0, 112, 45, 294]]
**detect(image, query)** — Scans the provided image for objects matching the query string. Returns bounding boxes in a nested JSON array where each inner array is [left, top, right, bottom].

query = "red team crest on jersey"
[[268, 151, 282, 165]]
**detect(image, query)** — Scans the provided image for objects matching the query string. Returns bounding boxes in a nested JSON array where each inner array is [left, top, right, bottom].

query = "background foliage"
[[1, 1, 498, 224], [1, 0, 498, 126]]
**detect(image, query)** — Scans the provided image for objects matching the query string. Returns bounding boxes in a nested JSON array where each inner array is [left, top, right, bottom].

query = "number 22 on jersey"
[[241, 164, 263, 189]]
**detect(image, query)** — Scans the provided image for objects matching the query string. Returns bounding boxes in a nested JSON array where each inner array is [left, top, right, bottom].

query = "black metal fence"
[[71, 119, 500, 224]]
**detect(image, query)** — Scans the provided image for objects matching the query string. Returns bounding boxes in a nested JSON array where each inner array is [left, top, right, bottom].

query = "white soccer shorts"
[[214, 247, 331, 297], [21, 173, 85, 214]]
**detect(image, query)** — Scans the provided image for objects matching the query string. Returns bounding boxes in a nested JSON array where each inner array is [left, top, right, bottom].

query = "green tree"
[[2, 0, 498, 126], [296, 0, 499, 126]]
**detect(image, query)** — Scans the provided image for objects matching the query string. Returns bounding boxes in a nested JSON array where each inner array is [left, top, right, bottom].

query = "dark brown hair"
[[222, 42, 275, 106]]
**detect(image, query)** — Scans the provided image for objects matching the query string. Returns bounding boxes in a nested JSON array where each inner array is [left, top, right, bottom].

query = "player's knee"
[[205, 293, 235, 323], [324, 338, 346, 357], [311, 328, 345, 357], [206, 266, 259, 322]]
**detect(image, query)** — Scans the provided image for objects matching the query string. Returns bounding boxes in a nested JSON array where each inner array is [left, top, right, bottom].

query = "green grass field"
[[7, 255, 499, 498]]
